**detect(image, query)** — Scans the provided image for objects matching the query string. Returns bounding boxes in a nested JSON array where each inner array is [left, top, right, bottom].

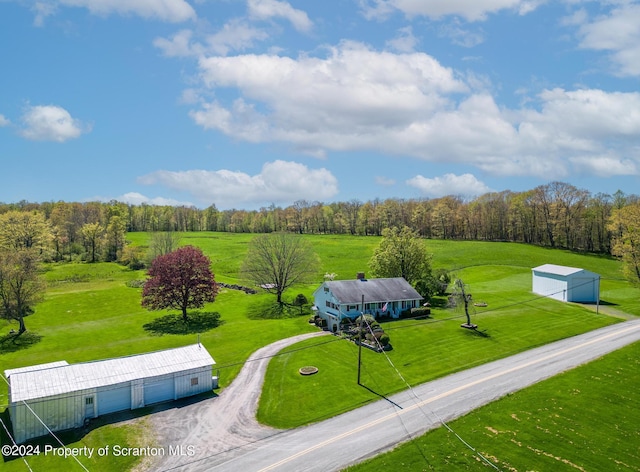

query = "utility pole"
[[357, 293, 364, 385]]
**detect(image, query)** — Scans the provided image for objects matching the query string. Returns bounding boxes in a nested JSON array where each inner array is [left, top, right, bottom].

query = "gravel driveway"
[[145, 319, 640, 471], [148, 331, 329, 471]]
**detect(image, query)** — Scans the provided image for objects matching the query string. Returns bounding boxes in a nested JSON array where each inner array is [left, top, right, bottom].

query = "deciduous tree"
[[369, 226, 432, 285], [141, 246, 218, 321], [241, 233, 319, 304], [104, 214, 127, 262], [608, 202, 640, 286], [0, 249, 45, 335], [0, 210, 52, 254], [449, 278, 476, 329], [81, 222, 104, 262], [147, 231, 182, 262]]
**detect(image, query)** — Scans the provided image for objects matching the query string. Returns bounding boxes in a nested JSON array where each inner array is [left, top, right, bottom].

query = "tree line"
[[1, 181, 638, 259], [2, 181, 640, 335]]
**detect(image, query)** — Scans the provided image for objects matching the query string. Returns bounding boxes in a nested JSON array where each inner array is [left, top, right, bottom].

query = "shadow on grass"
[[246, 300, 308, 320], [0, 331, 42, 354], [1, 391, 218, 462], [462, 326, 491, 338], [593, 299, 618, 307], [427, 296, 450, 309], [143, 311, 223, 336]]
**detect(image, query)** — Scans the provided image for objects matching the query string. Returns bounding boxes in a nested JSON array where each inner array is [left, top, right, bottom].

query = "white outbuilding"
[[532, 264, 600, 303], [5, 344, 216, 444]]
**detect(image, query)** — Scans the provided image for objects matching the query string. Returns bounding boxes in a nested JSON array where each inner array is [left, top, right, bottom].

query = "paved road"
[[151, 319, 640, 472]]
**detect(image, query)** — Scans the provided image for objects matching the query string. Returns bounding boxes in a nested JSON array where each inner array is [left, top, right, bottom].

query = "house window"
[[191, 377, 199, 386], [85, 397, 94, 405], [326, 301, 331, 307], [324, 287, 329, 292]]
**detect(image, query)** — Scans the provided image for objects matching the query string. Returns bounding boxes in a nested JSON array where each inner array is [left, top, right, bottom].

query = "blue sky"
[[1, 0, 639, 210]]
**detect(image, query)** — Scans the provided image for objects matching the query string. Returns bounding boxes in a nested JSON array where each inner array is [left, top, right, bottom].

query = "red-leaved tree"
[[142, 245, 218, 322]]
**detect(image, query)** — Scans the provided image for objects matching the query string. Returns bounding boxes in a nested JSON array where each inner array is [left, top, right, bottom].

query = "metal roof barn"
[[6, 344, 215, 444], [532, 264, 600, 303]]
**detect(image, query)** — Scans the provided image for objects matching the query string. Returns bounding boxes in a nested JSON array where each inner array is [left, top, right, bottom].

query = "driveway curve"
[[149, 319, 640, 472], [149, 331, 329, 471]]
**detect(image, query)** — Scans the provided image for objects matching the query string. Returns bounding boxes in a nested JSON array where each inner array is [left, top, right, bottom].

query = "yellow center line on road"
[[258, 323, 640, 472]]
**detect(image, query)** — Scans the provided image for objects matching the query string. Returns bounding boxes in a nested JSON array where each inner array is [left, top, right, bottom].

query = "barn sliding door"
[[144, 376, 174, 405], [98, 384, 131, 415]]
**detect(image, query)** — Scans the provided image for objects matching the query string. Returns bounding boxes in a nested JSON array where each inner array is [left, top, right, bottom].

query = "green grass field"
[[344, 339, 640, 472], [257, 264, 622, 428], [1, 232, 638, 472]]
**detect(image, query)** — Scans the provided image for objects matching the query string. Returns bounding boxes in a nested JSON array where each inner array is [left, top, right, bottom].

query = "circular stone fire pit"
[[299, 366, 319, 375]]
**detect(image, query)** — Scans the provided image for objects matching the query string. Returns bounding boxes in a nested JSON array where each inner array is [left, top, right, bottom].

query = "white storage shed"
[[5, 344, 215, 444], [532, 264, 600, 303]]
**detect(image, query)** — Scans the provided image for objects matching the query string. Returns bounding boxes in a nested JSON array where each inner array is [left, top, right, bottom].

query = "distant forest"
[[2, 181, 638, 261]]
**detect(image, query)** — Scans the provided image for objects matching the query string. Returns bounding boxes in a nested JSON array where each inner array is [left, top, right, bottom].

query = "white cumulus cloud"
[[247, 0, 313, 32], [407, 173, 493, 198], [93, 192, 194, 207], [19, 105, 90, 142], [0, 114, 10, 127], [192, 41, 467, 153], [188, 39, 640, 179], [154, 21, 269, 58], [38, 0, 196, 23], [386, 26, 419, 52], [360, 0, 542, 22], [569, 155, 638, 177], [575, 3, 640, 77], [138, 160, 338, 208]]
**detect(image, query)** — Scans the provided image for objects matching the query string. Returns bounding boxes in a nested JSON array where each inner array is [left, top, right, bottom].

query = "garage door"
[[98, 384, 130, 415], [144, 376, 174, 405]]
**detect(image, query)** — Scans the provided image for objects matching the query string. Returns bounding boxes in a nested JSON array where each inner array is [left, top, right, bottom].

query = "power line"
[[0, 277, 606, 470], [361, 317, 502, 471], [1, 369, 90, 471], [0, 416, 35, 472]]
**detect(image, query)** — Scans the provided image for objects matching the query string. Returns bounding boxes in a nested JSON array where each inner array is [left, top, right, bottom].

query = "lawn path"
[[148, 331, 329, 471], [580, 303, 639, 320]]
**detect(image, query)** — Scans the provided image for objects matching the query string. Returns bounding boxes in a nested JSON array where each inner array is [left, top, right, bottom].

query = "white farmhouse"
[[5, 344, 215, 444], [532, 264, 600, 303], [313, 274, 423, 332]]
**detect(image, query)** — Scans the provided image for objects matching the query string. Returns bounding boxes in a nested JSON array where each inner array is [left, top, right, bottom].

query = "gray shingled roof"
[[324, 277, 422, 304]]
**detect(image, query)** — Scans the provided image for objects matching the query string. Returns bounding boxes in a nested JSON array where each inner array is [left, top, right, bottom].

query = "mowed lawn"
[[0, 232, 638, 472], [257, 264, 623, 428]]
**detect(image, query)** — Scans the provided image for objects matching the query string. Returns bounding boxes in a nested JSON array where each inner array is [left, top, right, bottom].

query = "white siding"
[[174, 367, 213, 399], [10, 389, 90, 444], [532, 265, 600, 303], [532, 271, 569, 301], [97, 383, 130, 415], [312, 283, 342, 332], [569, 277, 599, 303], [144, 374, 175, 405], [7, 344, 215, 443], [131, 379, 144, 409]]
